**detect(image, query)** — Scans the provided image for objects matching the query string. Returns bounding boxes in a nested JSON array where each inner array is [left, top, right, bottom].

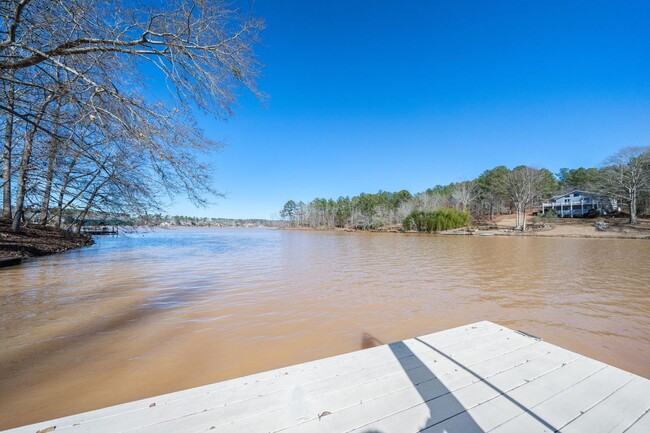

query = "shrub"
[[540, 209, 558, 219], [402, 209, 471, 232]]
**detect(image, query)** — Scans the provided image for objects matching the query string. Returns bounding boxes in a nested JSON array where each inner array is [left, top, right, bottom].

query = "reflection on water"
[[1, 228, 649, 429]]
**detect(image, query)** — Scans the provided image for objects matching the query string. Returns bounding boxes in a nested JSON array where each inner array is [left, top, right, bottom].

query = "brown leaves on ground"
[[0, 220, 93, 260]]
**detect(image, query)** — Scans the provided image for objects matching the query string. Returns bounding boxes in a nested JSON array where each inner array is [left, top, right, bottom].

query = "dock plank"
[[349, 348, 585, 433], [220, 339, 558, 433], [624, 410, 650, 433], [154, 335, 550, 433], [3, 321, 649, 433], [445, 358, 604, 432], [12, 322, 497, 433], [488, 365, 635, 433], [222, 340, 570, 433], [560, 377, 650, 433], [126, 326, 531, 433], [57, 323, 509, 433]]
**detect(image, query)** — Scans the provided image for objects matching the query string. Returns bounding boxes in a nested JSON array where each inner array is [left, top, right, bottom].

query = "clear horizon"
[[166, 0, 650, 219]]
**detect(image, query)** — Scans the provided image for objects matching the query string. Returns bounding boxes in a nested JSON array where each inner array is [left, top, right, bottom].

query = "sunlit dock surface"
[[5, 321, 650, 433]]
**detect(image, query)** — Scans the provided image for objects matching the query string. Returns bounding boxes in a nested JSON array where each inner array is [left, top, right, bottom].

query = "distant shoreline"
[[127, 218, 650, 240], [2, 216, 647, 265], [279, 215, 650, 240], [276, 227, 650, 240]]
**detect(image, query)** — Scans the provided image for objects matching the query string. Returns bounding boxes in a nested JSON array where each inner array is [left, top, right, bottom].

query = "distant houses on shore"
[[541, 190, 618, 217]]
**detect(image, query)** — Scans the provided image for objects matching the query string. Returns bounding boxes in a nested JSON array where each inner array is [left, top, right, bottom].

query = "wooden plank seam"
[[413, 337, 560, 432]]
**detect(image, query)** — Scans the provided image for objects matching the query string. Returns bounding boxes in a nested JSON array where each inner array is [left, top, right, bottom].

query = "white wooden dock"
[[5, 321, 650, 433]]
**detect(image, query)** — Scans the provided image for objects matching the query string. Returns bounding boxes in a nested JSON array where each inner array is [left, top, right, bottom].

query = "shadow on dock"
[[387, 341, 484, 432], [358, 335, 558, 432], [413, 337, 559, 432]]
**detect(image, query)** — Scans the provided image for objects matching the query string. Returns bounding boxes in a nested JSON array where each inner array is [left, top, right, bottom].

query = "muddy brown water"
[[1, 228, 649, 429]]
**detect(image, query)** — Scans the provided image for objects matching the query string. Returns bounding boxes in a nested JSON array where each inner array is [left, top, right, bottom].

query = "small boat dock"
[[80, 226, 118, 236], [5, 321, 649, 432]]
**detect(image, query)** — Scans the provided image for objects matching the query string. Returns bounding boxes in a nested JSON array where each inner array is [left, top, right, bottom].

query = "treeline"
[[0, 1, 262, 233], [50, 211, 284, 228], [139, 215, 284, 228], [280, 190, 414, 230], [281, 146, 650, 231]]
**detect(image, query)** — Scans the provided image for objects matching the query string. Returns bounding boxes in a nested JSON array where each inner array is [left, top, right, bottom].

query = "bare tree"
[[1, 74, 14, 219], [397, 200, 414, 222], [599, 147, 650, 224], [0, 1, 262, 95], [11, 87, 57, 231], [0, 0, 264, 231], [414, 191, 445, 211], [451, 180, 477, 212], [503, 166, 548, 231]]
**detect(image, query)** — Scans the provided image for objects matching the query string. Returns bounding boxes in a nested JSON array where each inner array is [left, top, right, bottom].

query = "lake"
[[1, 228, 649, 429]]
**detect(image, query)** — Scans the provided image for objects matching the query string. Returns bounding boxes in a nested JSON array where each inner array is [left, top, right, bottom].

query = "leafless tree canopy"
[[498, 166, 548, 231], [0, 0, 264, 231], [451, 180, 477, 212], [598, 146, 650, 224]]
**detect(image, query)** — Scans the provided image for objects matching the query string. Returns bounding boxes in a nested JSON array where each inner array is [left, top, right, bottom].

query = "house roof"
[[548, 190, 601, 200]]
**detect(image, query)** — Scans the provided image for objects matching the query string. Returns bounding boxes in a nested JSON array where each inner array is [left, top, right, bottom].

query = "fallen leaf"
[[36, 427, 56, 433], [318, 411, 332, 421], [149, 403, 156, 408]]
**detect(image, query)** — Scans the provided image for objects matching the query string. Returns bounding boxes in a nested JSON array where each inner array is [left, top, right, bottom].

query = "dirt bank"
[[0, 219, 94, 261], [284, 215, 650, 239], [475, 214, 650, 239]]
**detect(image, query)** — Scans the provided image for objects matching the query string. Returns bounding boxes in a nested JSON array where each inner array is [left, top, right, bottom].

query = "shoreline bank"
[[1, 216, 648, 264], [453, 215, 650, 239], [280, 216, 650, 240], [0, 220, 94, 262]]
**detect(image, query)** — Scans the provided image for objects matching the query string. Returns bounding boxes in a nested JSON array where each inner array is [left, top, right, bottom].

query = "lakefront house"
[[541, 190, 618, 217]]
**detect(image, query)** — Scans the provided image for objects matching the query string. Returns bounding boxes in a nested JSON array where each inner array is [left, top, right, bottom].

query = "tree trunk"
[[2, 79, 14, 220], [56, 172, 69, 229], [12, 127, 38, 232], [12, 96, 52, 232], [12, 157, 30, 231], [39, 104, 62, 225], [630, 189, 637, 224], [514, 204, 520, 229], [39, 140, 58, 225], [56, 156, 76, 229]]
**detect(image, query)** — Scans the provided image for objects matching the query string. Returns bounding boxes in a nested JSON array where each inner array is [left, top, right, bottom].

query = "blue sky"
[[168, 0, 650, 219]]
